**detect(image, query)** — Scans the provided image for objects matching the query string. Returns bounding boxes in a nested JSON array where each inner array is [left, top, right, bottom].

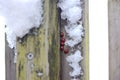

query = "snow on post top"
[[0, 0, 43, 48]]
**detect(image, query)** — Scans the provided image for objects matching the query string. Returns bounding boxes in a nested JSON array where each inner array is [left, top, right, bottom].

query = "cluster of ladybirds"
[[60, 32, 69, 54]]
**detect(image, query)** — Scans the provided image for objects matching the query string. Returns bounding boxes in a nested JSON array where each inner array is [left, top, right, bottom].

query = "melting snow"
[[58, 0, 84, 47], [58, 0, 82, 23], [57, 0, 81, 10], [61, 6, 82, 23], [58, 0, 84, 79], [0, 0, 43, 48], [66, 50, 83, 76], [65, 24, 84, 47]]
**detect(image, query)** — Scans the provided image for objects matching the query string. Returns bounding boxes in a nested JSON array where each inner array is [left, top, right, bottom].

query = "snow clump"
[[0, 0, 43, 48]]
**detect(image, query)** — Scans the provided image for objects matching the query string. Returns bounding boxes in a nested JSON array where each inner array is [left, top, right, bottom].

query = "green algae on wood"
[[16, 0, 60, 80]]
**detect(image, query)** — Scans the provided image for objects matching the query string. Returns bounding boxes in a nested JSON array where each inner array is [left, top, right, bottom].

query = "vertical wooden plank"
[[60, 0, 89, 80], [82, 0, 89, 80], [109, 0, 120, 80], [60, 17, 71, 80], [5, 39, 16, 80], [16, 0, 60, 80], [6, 0, 89, 80]]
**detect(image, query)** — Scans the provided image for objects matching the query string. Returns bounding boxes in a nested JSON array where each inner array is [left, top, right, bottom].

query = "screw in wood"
[[27, 53, 34, 60]]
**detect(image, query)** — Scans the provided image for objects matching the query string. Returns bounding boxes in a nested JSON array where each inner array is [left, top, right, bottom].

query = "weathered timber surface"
[[5, 0, 89, 80], [109, 0, 120, 80], [5, 39, 16, 80], [82, 0, 89, 80], [60, 0, 89, 80], [16, 0, 60, 80]]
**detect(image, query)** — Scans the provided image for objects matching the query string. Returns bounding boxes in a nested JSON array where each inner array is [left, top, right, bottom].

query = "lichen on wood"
[[16, 0, 60, 80]]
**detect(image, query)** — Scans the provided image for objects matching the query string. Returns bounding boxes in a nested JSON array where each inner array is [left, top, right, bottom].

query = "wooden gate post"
[[6, 0, 89, 80], [109, 0, 120, 80], [16, 0, 60, 80], [59, 0, 89, 80]]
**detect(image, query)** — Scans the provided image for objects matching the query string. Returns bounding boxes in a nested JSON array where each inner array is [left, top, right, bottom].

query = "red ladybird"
[[61, 38, 66, 42], [60, 42, 64, 46], [60, 32, 64, 37], [64, 48, 69, 54], [60, 46, 64, 51]]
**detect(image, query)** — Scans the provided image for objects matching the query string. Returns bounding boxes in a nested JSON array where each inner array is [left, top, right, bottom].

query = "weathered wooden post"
[[16, 0, 60, 80], [109, 0, 120, 80], [5, 0, 89, 80], [6, 0, 60, 80], [59, 0, 89, 80], [82, 0, 89, 80]]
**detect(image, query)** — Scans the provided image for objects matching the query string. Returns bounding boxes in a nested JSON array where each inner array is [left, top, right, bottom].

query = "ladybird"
[[60, 32, 64, 37], [60, 46, 64, 51], [64, 48, 69, 54], [61, 38, 66, 42], [60, 42, 65, 46]]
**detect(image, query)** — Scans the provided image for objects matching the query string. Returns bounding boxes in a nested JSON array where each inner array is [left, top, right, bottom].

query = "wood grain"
[[16, 0, 60, 80], [5, 0, 89, 80], [5, 39, 16, 80], [60, 0, 89, 80], [109, 0, 120, 80], [82, 0, 89, 79]]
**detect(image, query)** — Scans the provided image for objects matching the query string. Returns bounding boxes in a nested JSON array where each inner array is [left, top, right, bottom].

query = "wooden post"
[[60, 0, 89, 80], [82, 0, 89, 80], [16, 0, 60, 80], [5, 39, 16, 80], [109, 0, 120, 80], [5, 0, 89, 80]]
